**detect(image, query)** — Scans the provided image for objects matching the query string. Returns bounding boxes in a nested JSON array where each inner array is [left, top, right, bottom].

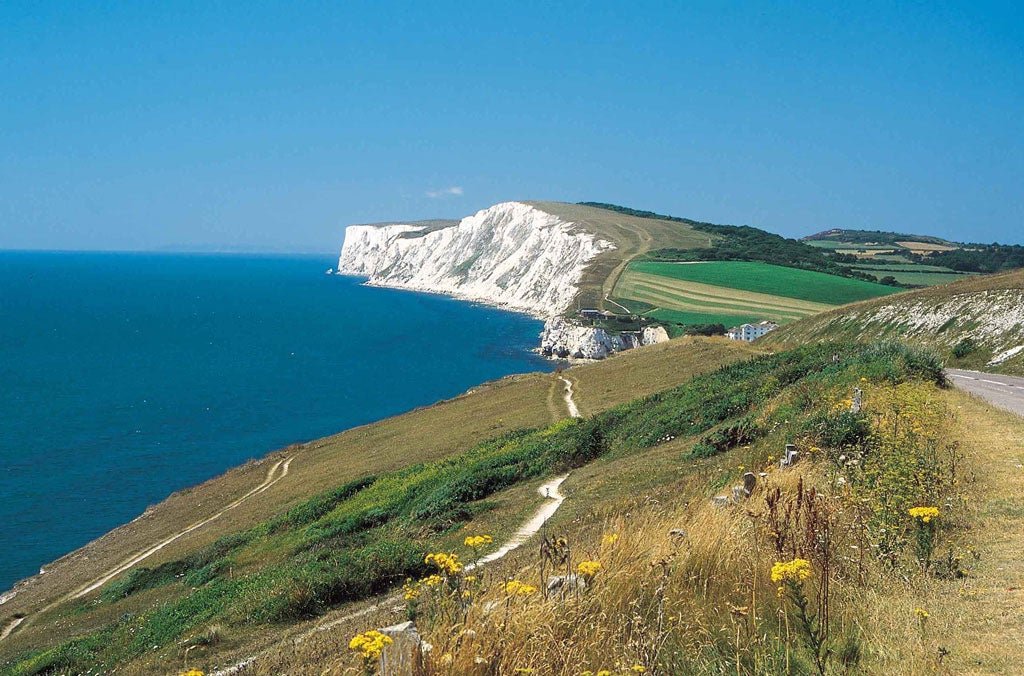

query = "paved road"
[[946, 368, 1024, 417]]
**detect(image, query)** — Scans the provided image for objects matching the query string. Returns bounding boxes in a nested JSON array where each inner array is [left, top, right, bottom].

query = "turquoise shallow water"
[[0, 252, 552, 591]]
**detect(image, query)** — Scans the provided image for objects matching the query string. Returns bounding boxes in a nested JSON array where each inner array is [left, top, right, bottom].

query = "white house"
[[726, 321, 779, 342]]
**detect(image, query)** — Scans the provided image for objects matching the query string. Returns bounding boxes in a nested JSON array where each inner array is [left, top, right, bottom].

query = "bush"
[[951, 337, 977, 359]]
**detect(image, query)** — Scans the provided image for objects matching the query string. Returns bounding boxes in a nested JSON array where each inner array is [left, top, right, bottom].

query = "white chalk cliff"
[[539, 318, 669, 360], [337, 201, 668, 358], [338, 201, 613, 318]]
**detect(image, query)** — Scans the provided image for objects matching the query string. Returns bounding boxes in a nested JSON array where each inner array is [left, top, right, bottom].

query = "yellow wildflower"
[[632, 666, 647, 673], [179, 671, 205, 676], [402, 580, 422, 600], [914, 607, 930, 619], [771, 558, 813, 584], [601, 533, 619, 546], [422, 574, 444, 587], [908, 506, 940, 523], [425, 551, 463, 575], [349, 630, 393, 661], [577, 560, 602, 579], [464, 534, 494, 548], [505, 580, 537, 595]]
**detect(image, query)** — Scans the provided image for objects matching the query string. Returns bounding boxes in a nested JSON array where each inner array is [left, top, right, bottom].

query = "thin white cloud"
[[425, 186, 464, 198]]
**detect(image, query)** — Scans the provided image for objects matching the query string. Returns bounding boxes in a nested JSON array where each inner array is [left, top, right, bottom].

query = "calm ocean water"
[[0, 251, 552, 591]]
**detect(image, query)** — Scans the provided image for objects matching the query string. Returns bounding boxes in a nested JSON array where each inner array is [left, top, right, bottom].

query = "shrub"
[[951, 337, 977, 359]]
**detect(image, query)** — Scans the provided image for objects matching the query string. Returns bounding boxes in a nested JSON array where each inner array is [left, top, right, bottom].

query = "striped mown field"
[[613, 260, 901, 326]]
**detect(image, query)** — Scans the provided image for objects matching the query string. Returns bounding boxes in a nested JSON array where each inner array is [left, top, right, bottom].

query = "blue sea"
[[0, 252, 552, 591]]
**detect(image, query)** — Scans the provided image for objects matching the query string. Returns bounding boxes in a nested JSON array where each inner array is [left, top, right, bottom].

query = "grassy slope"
[[166, 342, 1024, 675], [761, 268, 1024, 375], [0, 337, 754, 672], [526, 202, 712, 313]]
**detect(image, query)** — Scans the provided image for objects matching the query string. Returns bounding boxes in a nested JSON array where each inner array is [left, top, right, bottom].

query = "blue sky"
[[1, 1, 1021, 251]]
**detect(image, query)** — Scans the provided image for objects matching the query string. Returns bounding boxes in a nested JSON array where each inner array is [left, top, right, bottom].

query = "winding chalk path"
[[71, 456, 294, 600], [468, 474, 568, 569], [211, 473, 571, 675], [1, 455, 294, 641], [559, 376, 581, 418], [0, 617, 24, 641]]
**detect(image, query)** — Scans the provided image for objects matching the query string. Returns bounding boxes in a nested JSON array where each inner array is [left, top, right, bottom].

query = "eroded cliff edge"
[[337, 201, 668, 359], [338, 201, 613, 318]]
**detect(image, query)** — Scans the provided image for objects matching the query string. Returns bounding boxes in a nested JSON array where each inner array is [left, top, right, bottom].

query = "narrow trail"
[[2, 455, 294, 641], [71, 456, 295, 600], [211, 473, 571, 676], [559, 376, 581, 418], [603, 295, 633, 315], [0, 617, 23, 641]]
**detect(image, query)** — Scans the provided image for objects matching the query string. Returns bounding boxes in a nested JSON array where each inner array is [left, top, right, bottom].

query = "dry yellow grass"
[[212, 380, 1024, 676], [895, 241, 957, 253]]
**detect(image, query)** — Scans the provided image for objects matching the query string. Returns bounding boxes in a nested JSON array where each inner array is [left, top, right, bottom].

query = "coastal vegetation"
[[762, 268, 1024, 375], [1, 341, 974, 674]]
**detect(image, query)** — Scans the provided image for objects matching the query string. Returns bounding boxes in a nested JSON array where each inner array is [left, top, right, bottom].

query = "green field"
[[611, 261, 902, 329], [851, 267, 972, 287], [646, 308, 765, 327], [625, 261, 901, 305]]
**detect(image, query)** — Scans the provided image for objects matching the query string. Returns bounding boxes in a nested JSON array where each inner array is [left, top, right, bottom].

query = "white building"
[[726, 321, 778, 342]]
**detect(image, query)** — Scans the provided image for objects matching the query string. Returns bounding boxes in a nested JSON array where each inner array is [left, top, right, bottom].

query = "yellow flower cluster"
[[601, 533, 619, 546], [425, 551, 463, 575], [505, 580, 537, 595], [577, 560, 602, 578], [464, 534, 494, 548], [349, 630, 393, 661], [908, 506, 940, 523], [578, 671, 612, 676], [403, 580, 422, 601], [178, 671, 205, 676], [914, 607, 930, 619], [770, 558, 813, 584]]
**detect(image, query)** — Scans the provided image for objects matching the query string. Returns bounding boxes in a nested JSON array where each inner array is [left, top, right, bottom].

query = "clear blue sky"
[[2, 1, 1021, 252]]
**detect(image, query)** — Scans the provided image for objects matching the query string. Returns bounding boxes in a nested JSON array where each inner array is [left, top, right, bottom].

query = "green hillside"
[[761, 268, 1024, 375], [7, 338, 1022, 674]]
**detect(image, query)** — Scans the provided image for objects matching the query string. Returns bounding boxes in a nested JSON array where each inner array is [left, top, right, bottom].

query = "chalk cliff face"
[[539, 318, 669, 360], [337, 201, 614, 318], [338, 200, 671, 359]]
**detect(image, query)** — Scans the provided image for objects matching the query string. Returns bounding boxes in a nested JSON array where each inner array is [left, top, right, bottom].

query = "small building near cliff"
[[726, 321, 778, 342]]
